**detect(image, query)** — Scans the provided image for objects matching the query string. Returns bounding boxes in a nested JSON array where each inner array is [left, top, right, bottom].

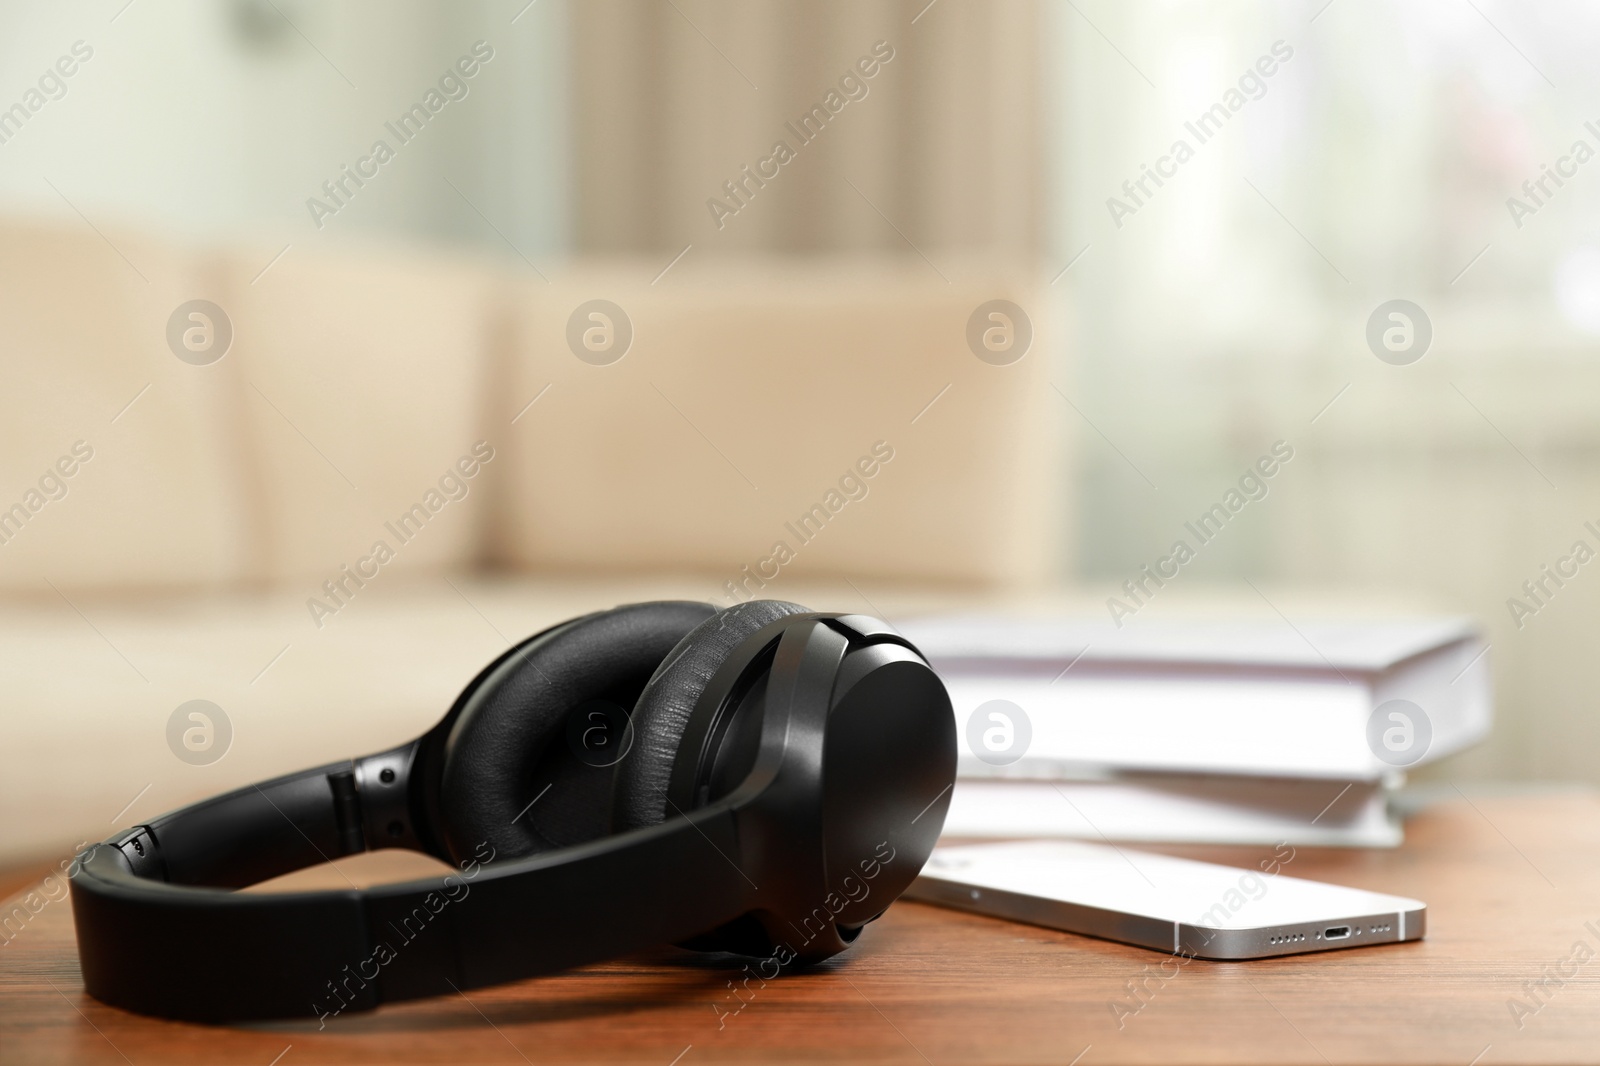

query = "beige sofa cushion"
[[0, 221, 502, 597], [222, 242, 499, 588], [495, 259, 1058, 592], [0, 218, 251, 593]]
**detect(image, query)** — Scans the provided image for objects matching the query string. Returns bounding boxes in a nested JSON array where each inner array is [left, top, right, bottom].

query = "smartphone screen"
[[907, 840, 1425, 959]]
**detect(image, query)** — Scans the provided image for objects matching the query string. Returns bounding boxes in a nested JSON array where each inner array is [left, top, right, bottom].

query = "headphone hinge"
[[354, 740, 423, 851], [110, 826, 167, 882]]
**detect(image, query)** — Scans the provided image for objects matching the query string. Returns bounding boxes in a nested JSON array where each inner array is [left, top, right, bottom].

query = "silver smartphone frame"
[[907, 841, 1426, 960]]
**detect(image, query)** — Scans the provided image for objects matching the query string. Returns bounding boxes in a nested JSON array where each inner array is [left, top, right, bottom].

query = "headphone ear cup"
[[613, 599, 810, 833], [437, 601, 714, 865]]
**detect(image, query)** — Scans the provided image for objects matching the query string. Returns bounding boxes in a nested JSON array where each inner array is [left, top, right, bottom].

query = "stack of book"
[[895, 615, 1492, 847]]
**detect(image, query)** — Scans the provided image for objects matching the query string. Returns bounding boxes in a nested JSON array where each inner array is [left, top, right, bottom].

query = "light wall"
[[0, 0, 567, 257]]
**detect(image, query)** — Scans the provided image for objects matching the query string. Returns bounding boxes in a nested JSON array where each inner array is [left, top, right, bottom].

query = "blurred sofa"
[[0, 217, 1059, 864]]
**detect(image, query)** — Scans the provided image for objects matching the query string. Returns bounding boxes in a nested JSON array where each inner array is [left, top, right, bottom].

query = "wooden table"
[[4, 790, 1600, 1065]]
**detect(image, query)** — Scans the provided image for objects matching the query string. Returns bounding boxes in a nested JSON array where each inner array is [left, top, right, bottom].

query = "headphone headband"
[[72, 786, 751, 1022]]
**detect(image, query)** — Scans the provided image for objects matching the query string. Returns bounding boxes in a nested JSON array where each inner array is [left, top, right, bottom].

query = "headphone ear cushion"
[[438, 600, 715, 865], [613, 599, 810, 833]]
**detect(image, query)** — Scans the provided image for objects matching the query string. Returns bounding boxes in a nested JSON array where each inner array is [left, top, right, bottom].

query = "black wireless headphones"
[[69, 600, 956, 1022]]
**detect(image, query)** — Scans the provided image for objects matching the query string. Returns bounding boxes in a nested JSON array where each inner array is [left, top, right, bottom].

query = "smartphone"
[[906, 840, 1425, 959]]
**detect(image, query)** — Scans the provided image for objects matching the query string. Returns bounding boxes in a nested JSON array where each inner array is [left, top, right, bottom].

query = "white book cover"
[[941, 775, 1401, 847], [897, 615, 1492, 781], [902, 615, 1479, 670]]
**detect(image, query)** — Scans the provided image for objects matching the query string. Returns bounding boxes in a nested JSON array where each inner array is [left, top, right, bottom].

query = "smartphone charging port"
[[1324, 926, 1351, 940]]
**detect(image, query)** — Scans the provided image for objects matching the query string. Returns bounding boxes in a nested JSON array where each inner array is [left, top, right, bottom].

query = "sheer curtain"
[[569, 0, 1044, 256]]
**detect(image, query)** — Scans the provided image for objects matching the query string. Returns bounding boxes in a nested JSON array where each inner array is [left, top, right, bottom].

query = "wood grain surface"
[[3, 790, 1599, 1065]]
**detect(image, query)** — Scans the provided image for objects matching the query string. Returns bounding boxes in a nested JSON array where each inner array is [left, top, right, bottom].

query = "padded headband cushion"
[[439, 600, 715, 865], [613, 599, 810, 833]]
